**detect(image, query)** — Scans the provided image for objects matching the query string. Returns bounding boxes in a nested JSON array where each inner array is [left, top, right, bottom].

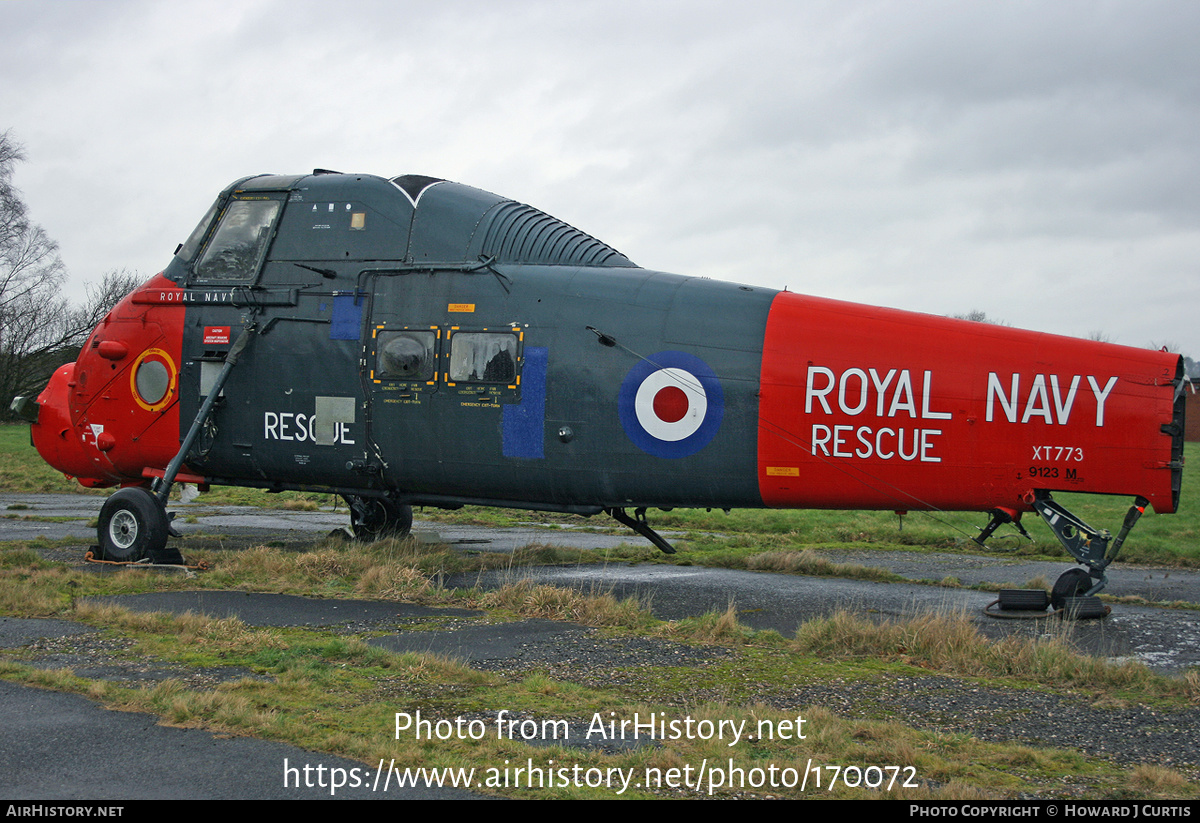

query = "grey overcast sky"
[[2, 0, 1198, 356]]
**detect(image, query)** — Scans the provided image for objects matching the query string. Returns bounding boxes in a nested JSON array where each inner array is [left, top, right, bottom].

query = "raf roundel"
[[618, 351, 724, 458]]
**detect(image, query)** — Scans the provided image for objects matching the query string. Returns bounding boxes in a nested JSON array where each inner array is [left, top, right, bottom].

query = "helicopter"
[[12, 170, 1186, 607]]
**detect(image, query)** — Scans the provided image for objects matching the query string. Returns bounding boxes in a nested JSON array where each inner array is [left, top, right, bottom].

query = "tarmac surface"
[[3, 492, 1199, 799], [0, 679, 483, 800]]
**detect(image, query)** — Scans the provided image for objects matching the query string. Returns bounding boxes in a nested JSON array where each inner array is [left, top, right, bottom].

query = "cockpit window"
[[193, 198, 282, 282], [176, 197, 221, 264]]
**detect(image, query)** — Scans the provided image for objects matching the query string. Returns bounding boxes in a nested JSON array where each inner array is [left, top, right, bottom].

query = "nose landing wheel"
[[97, 487, 170, 562]]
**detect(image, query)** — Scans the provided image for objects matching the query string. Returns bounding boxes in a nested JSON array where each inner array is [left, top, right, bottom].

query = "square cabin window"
[[449, 332, 518, 383], [376, 330, 437, 382]]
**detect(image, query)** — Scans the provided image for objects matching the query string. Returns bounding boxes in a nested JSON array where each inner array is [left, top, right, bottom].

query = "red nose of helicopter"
[[14, 362, 111, 486], [12, 272, 185, 491], [17, 362, 118, 487]]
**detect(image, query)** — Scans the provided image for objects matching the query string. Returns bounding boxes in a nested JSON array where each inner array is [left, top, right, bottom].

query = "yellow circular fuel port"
[[130, 349, 177, 412]]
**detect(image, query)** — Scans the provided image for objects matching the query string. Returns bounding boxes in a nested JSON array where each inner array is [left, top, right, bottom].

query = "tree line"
[[1, 130, 140, 418], [952, 310, 1197, 379]]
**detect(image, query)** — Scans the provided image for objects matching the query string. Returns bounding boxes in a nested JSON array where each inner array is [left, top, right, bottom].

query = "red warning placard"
[[203, 326, 231, 345]]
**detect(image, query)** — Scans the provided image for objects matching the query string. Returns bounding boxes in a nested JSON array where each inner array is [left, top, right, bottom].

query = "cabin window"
[[193, 198, 282, 282], [376, 330, 436, 382], [448, 332, 518, 383]]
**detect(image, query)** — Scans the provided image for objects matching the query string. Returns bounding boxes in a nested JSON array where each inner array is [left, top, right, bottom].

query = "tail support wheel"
[[1050, 568, 1094, 611]]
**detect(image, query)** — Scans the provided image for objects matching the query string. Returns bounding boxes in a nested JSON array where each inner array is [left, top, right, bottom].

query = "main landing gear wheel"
[[97, 487, 169, 562], [1050, 568, 1092, 611], [344, 495, 413, 541]]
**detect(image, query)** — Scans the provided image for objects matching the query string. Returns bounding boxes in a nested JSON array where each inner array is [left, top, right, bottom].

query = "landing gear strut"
[[94, 325, 255, 563], [974, 507, 1032, 547], [1031, 491, 1148, 602], [605, 507, 676, 554]]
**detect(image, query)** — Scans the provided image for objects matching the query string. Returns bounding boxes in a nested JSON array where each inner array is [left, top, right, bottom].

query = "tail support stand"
[[605, 507, 676, 554], [1031, 491, 1148, 605]]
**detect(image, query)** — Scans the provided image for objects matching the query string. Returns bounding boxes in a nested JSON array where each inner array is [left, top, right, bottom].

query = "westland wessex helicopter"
[[13, 171, 1186, 607]]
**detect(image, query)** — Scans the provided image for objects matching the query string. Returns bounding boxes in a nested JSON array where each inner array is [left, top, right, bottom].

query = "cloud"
[[1, 0, 1196, 354]]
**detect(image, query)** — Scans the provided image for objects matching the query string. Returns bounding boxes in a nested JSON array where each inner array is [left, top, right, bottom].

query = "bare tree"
[[0, 131, 66, 322], [1150, 340, 1182, 354], [0, 131, 28, 253], [0, 131, 141, 415], [71, 268, 142, 334], [950, 310, 1010, 326], [0, 269, 141, 412]]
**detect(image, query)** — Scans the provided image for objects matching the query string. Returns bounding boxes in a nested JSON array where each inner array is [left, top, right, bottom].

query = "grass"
[[0, 425, 101, 494], [2, 549, 1197, 799], [790, 609, 1199, 698], [1, 535, 1198, 799], [478, 578, 656, 629]]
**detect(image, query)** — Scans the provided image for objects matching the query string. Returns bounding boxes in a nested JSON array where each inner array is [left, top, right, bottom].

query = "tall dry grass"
[[480, 579, 652, 629], [791, 609, 1196, 698]]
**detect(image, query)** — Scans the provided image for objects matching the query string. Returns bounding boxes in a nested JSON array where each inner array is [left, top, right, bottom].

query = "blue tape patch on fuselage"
[[502, 346, 547, 459], [330, 294, 362, 340], [618, 351, 723, 458]]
